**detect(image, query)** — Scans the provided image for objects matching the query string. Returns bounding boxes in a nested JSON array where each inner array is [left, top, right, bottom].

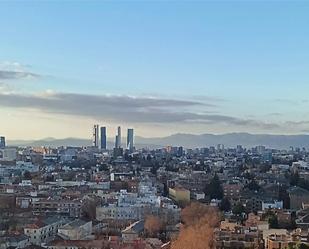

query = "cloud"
[[0, 61, 41, 80], [0, 91, 279, 129], [267, 112, 282, 117], [0, 82, 11, 92], [0, 70, 41, 80], [274, 99, 309, 105]]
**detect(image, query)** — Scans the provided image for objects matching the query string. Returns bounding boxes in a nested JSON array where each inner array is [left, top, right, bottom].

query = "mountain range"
[[6, 133, 309, 149]]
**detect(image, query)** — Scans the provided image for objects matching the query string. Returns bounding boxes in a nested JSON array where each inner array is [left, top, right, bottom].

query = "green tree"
[[205, 174, 223, 200], [290, 171, 299, 186], [268, 215, 278, 228], [220, 198, 231, 212], [23, 171, 32, 180], [232, 202, 245, 215], [298, 244, 309, 249], [246, 180, 260, 191]]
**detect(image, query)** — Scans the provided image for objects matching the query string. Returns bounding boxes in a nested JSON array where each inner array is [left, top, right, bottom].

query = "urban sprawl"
[[1, 126, 309, 249]]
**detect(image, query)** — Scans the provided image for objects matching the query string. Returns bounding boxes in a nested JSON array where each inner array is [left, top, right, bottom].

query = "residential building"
[[24, 217, 67, 245], [169, 187, 190, 203], [58, 220, 92, 240]]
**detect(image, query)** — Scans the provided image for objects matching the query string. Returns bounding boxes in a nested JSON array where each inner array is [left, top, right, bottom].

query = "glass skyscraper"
[[100, 127, 107, 150], [127, 128, 134, 152]]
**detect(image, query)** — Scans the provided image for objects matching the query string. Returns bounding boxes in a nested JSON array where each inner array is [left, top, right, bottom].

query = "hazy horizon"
[[6, 131, 309, 142]]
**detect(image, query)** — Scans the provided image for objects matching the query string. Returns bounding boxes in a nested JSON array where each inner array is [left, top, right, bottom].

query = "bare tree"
[[181, 202, 217, 227], [144, 215, 164, 237], [171, 203, 220, 249]]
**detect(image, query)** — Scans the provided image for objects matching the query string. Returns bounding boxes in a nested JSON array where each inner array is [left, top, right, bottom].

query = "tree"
[[171, 204, 220, 249], [259, 163, 271, 173], [144, 215, 164, 237], [246, 180, 260, 192], [220, 198, 231, 212], [279, 186, 290, 209], [99, 164, 108, 171], [205, 174, 223, 200], [82, 196, 100, 220], [298, 244, 309, 249], [23, 171, 32, 180], [290, 171, 299, 186], [181, 202, 217, 227], [268, 214, 278, 228], [232, 202, 245, 216]]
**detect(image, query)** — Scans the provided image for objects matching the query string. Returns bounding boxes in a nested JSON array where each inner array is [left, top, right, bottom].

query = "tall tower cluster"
[[91, 125, 134, 151], [93, 124, 106, 150]]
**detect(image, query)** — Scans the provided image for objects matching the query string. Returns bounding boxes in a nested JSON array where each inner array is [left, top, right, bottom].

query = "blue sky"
[[0, 1, 309, 139]]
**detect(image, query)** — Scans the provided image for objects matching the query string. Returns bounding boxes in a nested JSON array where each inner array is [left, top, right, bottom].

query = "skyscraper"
[[115, 126, 121, 148], [100, 126, 107, 150], [0, 136, 5, 149], [127, 128, 134, 152], [92, 124, 99, 148]]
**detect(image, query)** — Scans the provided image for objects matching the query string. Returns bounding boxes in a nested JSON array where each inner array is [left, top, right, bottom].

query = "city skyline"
[[1, 2, 309, 139]]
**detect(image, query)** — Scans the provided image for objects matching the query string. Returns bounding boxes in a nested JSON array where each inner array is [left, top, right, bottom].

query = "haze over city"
[[1, 1, 309, 140]]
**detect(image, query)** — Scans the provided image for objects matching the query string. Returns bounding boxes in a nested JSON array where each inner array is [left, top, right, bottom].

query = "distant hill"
[[8, 137, 93, 147], [7, 133, 309, 149], [135, 133, 309, 149], [7, 137, 159, 149]]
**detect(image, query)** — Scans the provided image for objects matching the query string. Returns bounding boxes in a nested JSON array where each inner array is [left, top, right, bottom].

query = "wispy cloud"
[[0, 91, 279, 129], [0, 70, 41, 80], [267, 112, 282, 117], [0, 61, 41, 80]]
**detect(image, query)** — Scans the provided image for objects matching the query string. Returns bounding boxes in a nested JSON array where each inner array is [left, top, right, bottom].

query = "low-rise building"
[[168, 187, 190, 203], [24, 217, 67, 246], [214, 226, 263, 249], [122, 220, 144, 241], [58, 219, 92, 240]]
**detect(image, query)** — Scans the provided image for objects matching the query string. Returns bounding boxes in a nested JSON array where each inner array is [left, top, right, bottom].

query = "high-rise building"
[[100, 126, 107, 150], [127, 128, 134, 152], [115, 126, 121, 148], [0, 136, 5, 149], [92, 125, 99, 148]]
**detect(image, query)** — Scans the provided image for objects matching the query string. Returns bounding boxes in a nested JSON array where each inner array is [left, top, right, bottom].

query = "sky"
[[0, 1, 309, 140]]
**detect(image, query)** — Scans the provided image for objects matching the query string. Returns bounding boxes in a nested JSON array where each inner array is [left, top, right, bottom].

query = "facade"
[[115, 126, 121, 148], [58, 220, 92, 240], [288, 187, 309, 210], [122, 220, 144, 241], [3, 234, 30, 249], [214, 226, 263, 249], [127, 128, 134, 152], [262, 200, 283, 211], [32, 200, 82, 218], [266, 234, 292, 249], [92, 124, 99, 148], [0, 148, 17, 161], [24, 217, 67, 246], [223, 182, 243, 199], [100, 126, 107, 150], [168, 187, 190, 203], [0, 137, 5, 149]]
